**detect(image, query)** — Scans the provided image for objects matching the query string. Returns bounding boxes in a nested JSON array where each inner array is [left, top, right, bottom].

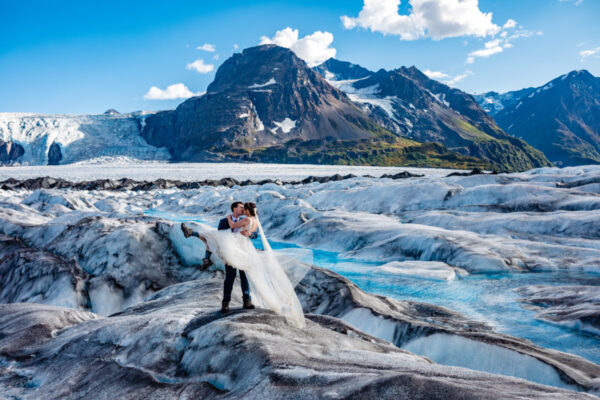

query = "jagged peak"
[[207, 44, 309, 93], [314, 58, 373, 80], [240, 43, 293, 57], [556, 69, 595, 83]]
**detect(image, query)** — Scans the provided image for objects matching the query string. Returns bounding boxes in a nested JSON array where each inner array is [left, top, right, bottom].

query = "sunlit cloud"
[[186, 59, 215, 74], [341, 0, 500, 41], [580, 46, 600, 61], [423, 69, 450, 80], [144, 83, 202, 100], [196, 43, 216, 52], [260, 27, 336, 67], [424, 69, 472, 86], [466, 21, 539, 64]]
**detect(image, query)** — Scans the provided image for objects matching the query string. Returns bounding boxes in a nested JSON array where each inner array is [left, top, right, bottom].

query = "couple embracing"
[[181, 201, 305, 328]]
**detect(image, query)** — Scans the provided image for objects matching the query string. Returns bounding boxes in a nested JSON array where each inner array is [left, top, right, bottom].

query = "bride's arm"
[[227, 215, 250, 229], [241, 218, 258, 237]]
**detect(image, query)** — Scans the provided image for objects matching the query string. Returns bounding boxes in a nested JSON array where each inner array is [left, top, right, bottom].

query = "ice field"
[[1, 162, 600, 397]]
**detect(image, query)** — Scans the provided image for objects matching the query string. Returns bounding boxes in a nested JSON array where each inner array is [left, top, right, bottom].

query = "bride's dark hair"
[[244, 202, 257, 216]]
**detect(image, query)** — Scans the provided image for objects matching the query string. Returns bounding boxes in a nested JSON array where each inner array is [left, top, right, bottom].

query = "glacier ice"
[[402, 333, 580, 391], [0, 112, 170, 165], [0, 164, 600, 396], [375, 260, 468, 281], [516, 285, 600, 336]]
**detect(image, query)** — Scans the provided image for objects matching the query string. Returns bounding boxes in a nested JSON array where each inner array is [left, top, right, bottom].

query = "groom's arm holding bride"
[[227, 215, 258, 239], [227, 215, 249, 230]]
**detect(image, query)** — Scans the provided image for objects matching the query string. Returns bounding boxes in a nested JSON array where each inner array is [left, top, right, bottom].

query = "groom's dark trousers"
[[214, 217, 251, 302]]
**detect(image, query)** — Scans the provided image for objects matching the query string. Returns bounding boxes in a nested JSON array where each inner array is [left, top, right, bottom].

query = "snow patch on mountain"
[[325, 78, 398, 120], [248, 78, 277, 88], [272, 118, 296, 133]]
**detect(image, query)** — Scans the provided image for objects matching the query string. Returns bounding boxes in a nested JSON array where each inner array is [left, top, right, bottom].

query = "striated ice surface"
[[516, 285, 600, 336], [0, 161, 455, 182], [402, 333, 580, 391], [0, 112, 170, 165], [1, 164, 600, 397], [375, 260, 468, 281]]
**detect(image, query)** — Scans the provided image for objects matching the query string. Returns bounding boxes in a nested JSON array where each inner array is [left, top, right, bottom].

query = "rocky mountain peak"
[[207, 45, 313, 94], [314, 59, 551, 171], [494, 69, 600, 166], [314, 58, 373, 81], [141, 45, 385, 161]]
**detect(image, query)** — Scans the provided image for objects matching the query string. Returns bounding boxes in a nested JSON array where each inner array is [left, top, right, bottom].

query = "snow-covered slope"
[[472, 88, 535, 115], [314, 59, 551, 172], [0, 112, 170, 165]]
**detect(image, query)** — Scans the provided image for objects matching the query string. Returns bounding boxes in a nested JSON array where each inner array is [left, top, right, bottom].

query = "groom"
[[181, 201, 254, 314]]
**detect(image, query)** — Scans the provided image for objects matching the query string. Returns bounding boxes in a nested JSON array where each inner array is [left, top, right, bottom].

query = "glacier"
[[0, 112, 170, 165], [0, 163, 600, 397]]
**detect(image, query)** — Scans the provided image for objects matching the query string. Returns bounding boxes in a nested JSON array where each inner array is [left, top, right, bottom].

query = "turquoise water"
[[147, 209, 600, 364]]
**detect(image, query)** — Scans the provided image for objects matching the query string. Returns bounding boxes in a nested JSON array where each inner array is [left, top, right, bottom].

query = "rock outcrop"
[[141, 45, 385, 161]]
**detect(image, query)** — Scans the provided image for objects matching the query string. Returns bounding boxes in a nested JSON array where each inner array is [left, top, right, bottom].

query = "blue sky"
[[1, 0, 599, 114]]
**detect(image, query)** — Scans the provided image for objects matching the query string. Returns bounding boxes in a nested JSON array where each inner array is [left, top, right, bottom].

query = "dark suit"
[[216, 216, 251, 302]]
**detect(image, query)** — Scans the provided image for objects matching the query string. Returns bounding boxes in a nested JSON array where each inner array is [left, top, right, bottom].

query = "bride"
[[184, 202, 306, 329]]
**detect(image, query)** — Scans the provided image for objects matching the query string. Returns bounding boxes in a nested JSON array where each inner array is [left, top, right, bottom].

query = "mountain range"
[[2, 44, 598, 170], [313, 58, 550, 171], [475, 70, 600, 166], [140, 45, 549, 171]]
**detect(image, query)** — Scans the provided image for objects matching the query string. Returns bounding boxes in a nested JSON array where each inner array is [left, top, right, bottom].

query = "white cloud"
[[469, 38, 503, 58], [341, 0, 500, 41], [444, 70, 472, 86], [559, 0, 584, 5], [213, 54, 220, 60], [233, 44, 239, 49], [260, 27, 336, 67], [580, 46, 600, 61], [196, 43, 216, 52], [466, 23, 537, 64], [186, 59, 215, 73], [424, 69, 472, 85], [143, 83, 200, 100], [503, 19, 516, 29], [423, 69, 449, 79]]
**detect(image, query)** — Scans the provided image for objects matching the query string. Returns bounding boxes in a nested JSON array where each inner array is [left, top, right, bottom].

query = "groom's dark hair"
[[231, 201, 243, 211]]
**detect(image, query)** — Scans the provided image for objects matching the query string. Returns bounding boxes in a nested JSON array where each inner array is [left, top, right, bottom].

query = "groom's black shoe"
[[221, 300, 230, 314], [243, 299, 255, 310], [181, 223, 194, 238]]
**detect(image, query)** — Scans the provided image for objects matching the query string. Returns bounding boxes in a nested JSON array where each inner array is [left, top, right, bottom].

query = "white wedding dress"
[[197, 216, 306, 329]]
